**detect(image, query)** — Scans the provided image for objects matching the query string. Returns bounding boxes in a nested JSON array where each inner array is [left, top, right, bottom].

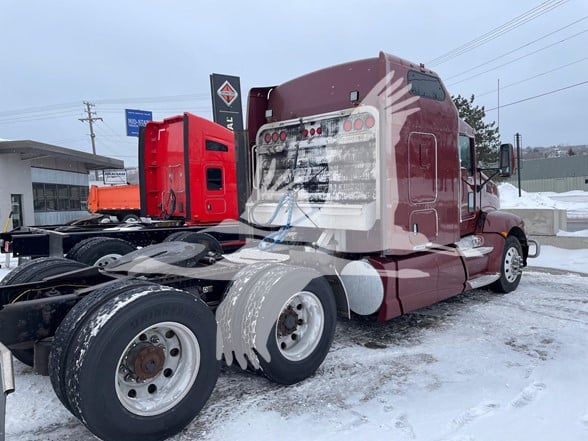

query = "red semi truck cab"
[[245, 51, 536, 320], [139, 113, 239, 224]]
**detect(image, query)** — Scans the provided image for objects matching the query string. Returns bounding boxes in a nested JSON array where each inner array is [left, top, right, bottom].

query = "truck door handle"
[[207, 204, 212, 210]]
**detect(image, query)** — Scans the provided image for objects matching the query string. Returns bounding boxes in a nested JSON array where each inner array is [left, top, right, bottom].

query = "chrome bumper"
[[0, 343, 14, 441], [527, 239, 541, 259]]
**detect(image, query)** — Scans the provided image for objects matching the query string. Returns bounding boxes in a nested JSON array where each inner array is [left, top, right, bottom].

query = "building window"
[[206, 168, 223, 191], [45, 184, 57, 211], [32, 183, 89, 213], [58, 185, 69, 210], [407, 70, 446, 101], [33, 183, 46, 211]]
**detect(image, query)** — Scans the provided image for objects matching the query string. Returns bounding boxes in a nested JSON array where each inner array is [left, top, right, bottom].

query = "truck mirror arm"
[[475, 167, 501, 193]]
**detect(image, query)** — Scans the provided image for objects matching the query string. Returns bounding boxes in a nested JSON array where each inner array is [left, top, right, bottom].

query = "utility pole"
[[79, 101, 102, 155], [497, 78, 500, 131], [515, 132, 522, 197]]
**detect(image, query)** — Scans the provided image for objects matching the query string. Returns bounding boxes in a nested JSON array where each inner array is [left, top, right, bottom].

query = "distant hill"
[[521, 144, 588, 160]]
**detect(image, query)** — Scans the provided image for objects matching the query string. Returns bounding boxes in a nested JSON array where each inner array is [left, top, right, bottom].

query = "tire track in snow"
[[449, 401, 500, 431], [509, 382, 546, 408]]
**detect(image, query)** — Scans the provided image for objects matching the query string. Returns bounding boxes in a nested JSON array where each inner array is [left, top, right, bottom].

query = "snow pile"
[[498, 183, 565, 209], [499, 183, 588, 219]]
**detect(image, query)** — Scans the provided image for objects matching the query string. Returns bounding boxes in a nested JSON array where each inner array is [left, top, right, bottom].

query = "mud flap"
[[0, 343, 15, 441]]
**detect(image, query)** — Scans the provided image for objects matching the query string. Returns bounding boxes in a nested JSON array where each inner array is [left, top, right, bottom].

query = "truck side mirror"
[[499, 143, 515, 177]]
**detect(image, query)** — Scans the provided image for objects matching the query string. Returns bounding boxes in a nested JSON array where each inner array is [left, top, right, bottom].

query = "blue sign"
[[125, 109, 153, 137]]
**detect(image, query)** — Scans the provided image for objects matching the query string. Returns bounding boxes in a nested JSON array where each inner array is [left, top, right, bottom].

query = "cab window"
[[459, 135, 474, 176]]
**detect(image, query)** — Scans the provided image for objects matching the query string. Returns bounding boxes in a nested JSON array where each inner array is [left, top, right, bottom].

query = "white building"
[[0, 139, 123, 228]]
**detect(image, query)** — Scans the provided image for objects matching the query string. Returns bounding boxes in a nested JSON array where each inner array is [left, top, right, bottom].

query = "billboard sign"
[[125, 109, 153, 136], [210, 74, 243, 132]]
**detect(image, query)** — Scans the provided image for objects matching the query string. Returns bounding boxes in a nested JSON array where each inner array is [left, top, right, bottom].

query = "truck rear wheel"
[[490, 235, 524, 293], [66, 237, 136, 268], [61, 282, 219, 441], [49, 279, 155, 413], [218, 264, 336, 385], [252, 266, 336, 384], [0, 257, 88, 366]]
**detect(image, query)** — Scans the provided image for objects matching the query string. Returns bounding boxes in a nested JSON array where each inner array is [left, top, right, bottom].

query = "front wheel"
[[490, 235, 524, 293], [62, 283, 219, 441]]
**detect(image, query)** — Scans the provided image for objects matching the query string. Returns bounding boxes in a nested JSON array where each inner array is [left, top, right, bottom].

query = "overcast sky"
[[1, 0, 587, 167]]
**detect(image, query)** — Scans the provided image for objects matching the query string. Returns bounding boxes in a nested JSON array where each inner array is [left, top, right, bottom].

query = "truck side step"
[[467, 273, 500, 290]]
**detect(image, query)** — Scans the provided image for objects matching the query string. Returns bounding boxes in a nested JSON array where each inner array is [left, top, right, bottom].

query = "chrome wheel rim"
[[115, 321, 200, 416], [504, 246, 523, 283], [275, 291, 324, 361]]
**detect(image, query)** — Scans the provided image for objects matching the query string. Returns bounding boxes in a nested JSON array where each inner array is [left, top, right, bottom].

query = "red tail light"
[[353, 118, 364, 130], [272, 132, 279, 142], [343, 119, 352, 132], [303, 129, 309, 137], [279, 131, 287, 141], [264, 133, 271, 143], [365, 115, 375, 128], [310, 128, 316, 136], [316, 127, 322, 135]]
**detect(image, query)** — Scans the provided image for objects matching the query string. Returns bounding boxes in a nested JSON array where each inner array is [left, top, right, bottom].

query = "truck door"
[[199, 139, 236, 223], [407, 132, 438, 247]]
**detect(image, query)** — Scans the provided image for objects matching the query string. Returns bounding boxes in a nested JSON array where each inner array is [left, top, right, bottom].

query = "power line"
[[93, 93, 209, 105], [0, 101, 80, 118], [476, 56, 588, 97], [446, 27, 588, 87], [427, 0, 569, 67], [0, 110, 79, 124], [0, 93, 210, 119], [486, 79, 588, 111], [444, 15, 588, 81]]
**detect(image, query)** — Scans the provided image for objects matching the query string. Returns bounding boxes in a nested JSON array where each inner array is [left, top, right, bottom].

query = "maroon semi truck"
[[0, 52, 538, 441]]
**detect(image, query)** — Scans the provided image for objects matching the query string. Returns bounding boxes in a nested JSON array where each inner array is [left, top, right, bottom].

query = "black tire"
[[177, 232, 223, 254], [49, 279, 155, 413], [66, 237, 136, 267], [490, 235, 524, 293], [63, 282, 219, 441], [164, 231, 222, 255], [0, 257, 88, 366], [217, 264, 336, 385]]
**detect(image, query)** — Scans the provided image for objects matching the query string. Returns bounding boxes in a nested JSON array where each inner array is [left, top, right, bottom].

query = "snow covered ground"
[[2, 260, 588, 441], [2, 187, 588, 441]]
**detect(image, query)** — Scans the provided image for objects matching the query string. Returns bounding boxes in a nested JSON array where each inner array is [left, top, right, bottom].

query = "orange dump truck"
[[87, 184, 141, 221]]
